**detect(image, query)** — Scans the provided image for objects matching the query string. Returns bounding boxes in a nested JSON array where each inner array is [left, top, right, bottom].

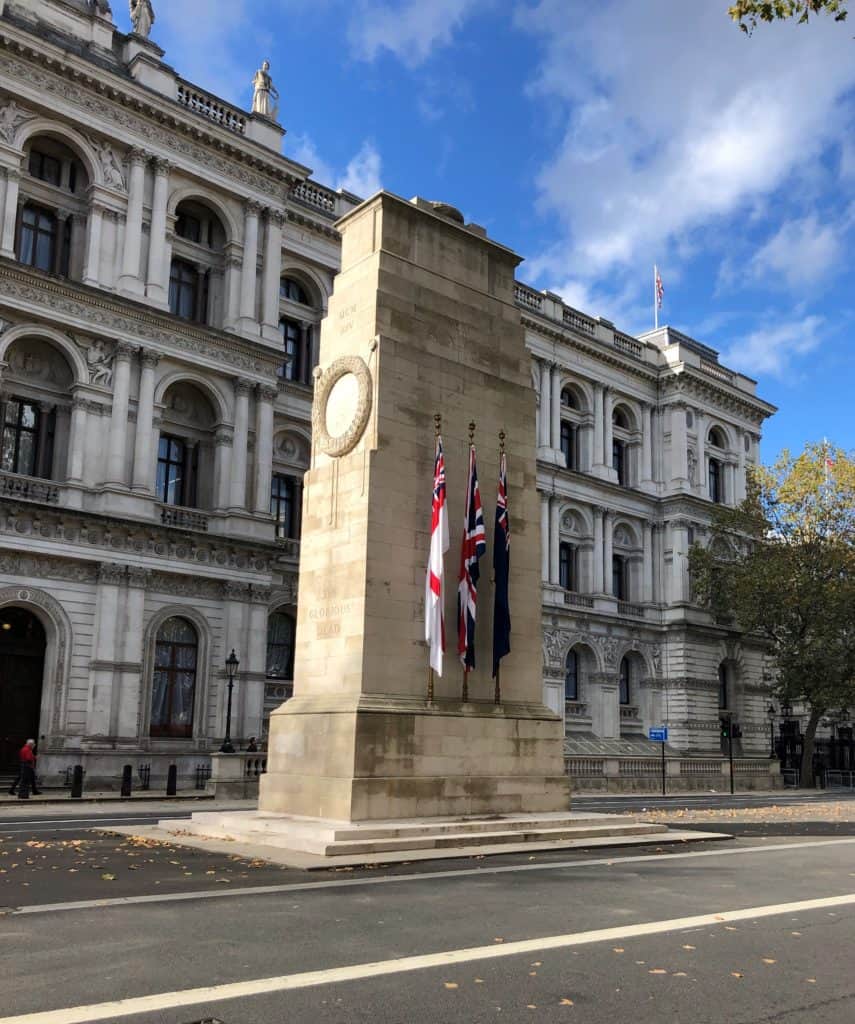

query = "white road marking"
[[3, 891, 855, 1024], [10, 835, 855, 916]]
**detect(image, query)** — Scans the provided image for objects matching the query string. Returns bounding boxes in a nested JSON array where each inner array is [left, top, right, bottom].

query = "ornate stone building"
[[0, 0, 776, 788]]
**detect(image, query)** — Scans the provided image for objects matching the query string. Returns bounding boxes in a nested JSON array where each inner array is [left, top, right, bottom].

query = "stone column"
[[146, 158, 170, 304], [245, 586, 270, 741], [696, 410, 707, 496], [87, 563, 124, 737], [106, 343, 135, 487], [239, 200, 261, 333], [214, 427, 233, 510], [116, 567, 149, 739], [549, 497, 560, 585], [593, 506, 604, 593], [229, 379, 252, 510], [540, 491, 550, 582], [670, 520, 687, 603], [550, 363, 561, 452], [603, 387, 614, 471], [261, 209, 285, 342], [132, 350, 160, 492], [253, 384, 276, 513], [641, 402, 653, 484], [670, 403, 688, 486], [642, 520, 653, 603], [603, 511, 614, 595], [737, 434, 747, 503], [66, 395, 88, 484], [725, 460, 737, 505], [592, 383, 604, 470], [539, 361, 551, 448], [83, 201, 104, 287], [222, 248, 242, 331], [118, 148, 146, 295], [221, 583, 250, 741], [0, 168, 20, 258]]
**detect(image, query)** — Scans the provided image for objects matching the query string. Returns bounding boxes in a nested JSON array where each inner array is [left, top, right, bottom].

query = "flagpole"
[[654, 265, 659, 331], [494, 429, 506, 706]]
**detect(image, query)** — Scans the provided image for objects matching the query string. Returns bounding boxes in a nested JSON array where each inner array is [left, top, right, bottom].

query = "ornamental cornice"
[[0, 260, 281, 378], [0, 38, 306, 202], [285, 206, 341, 241], [660, 370, 775, 426], [0, 500, 280, 575], [520, 313, 659, 385]]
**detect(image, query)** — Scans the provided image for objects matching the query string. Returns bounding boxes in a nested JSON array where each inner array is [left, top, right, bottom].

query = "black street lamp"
[[767, 704, 776, 758], [220, 649, 239, 754]]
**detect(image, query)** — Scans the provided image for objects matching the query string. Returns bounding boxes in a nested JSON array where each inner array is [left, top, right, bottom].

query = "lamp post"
[[767, 704, 776, 759], [220, 649, 239, 754], [720, 709, 735, 796]]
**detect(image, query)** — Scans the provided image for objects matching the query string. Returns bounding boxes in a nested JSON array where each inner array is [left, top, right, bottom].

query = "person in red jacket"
[[11, 739, 39, 799]]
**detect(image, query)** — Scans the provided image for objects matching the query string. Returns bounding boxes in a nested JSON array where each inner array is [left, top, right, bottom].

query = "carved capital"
[[152, 157, 171, 176], [97, 562, 125, 585], [127, 566, 150, 589], [234, 377, 254, 397], [267, 207, 286, 228], [223, 580, 251, 601], [243, 199, 263, 218], [250, 584, 272, 604], [215, 427, 234, 447], [140, 349, 161, 369], [115, 341, 137, 361], [128, 147, 147, 166], [257, 383, 278, 403]]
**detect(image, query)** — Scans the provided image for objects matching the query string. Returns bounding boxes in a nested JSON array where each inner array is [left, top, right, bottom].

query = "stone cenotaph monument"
[[181, 193, 580, 855]]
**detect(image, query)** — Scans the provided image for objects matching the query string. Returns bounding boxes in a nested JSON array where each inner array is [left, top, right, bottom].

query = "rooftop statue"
[[251, 60, 279, 119], [129, 0, 154, 38]]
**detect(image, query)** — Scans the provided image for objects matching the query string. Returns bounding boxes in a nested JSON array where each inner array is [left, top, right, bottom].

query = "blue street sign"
[[649, 726, 668, 742]]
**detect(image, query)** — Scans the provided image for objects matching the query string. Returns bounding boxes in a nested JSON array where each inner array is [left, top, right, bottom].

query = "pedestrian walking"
[[11, 739, 40, 799]]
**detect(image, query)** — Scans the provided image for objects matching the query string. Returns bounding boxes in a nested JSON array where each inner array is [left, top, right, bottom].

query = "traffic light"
[[721, 721, 730, 740]]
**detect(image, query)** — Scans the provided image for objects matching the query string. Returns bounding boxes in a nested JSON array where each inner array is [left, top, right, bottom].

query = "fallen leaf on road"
[[101, 873, 116, 881], [791, 931, 802, 936], [682, 945, 696, 950], [527, 1004, 537, 1009], [494, 937, 504, 943], [560, 998, 574, 1006], [762, 958, 777, 965], [806, 978, 816, 984], [443, 982, 458, 990], [474, 979, 484, 984], [672, 972, 688, 978], [612, 948, 625, 954], [731, 972, 743, 978], [649, 969, 667, 975]]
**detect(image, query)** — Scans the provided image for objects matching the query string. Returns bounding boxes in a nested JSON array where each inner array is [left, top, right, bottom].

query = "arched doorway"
[[0, 608, 46, 770]]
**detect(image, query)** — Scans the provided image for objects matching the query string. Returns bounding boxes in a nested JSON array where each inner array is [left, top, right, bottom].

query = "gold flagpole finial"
[[434, 413, 442, 437], [468, 420, 476, 445], [498, 429, 505, 454]]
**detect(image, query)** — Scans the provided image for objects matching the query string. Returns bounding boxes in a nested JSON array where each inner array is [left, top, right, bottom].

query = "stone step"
[[320, 822, 668, 856]]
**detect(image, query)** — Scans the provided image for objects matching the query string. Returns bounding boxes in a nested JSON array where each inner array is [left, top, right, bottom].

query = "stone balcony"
[[0, 470, 60, 505]]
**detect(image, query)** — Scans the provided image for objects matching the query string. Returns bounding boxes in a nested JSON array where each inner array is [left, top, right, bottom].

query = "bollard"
[[166, 763, 177, 796], [120, 764, 132, 798], [70, 765, 84, 799]]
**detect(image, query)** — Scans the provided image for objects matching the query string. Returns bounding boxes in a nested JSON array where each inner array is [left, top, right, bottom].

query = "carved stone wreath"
[[312, 355, 372, 458]]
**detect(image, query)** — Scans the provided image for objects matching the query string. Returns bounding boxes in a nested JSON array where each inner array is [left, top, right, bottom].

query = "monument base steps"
[[153, 809, 722, 861]]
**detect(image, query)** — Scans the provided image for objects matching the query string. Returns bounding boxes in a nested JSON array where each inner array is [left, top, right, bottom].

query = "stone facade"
[[0, 1, 776, 789]]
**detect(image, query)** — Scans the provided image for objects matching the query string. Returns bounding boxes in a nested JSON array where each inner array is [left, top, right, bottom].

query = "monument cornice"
[[0, 259, 281, 379]]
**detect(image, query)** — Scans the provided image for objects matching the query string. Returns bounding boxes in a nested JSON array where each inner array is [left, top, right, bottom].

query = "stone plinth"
[[258, 192, 569, 822]]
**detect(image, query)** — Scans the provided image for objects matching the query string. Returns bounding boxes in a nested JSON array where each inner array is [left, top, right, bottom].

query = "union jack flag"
[[457, 444, 486, 670], [424, 436, 449, 675], [655, 265, 664, 309]]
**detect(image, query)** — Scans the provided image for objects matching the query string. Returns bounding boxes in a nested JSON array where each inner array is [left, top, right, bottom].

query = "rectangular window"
[[560, 421, 576, 470], [156, 435, 186, 506], [278, 319, 301, 382], [271, 473, 301, 539], [168, 260, 200, 321], [612, 555, 627, 601], [709, 459, 723, 503], [175, 212, 202, 244], [1, 398, 41, 476], [559, 541, 575, 591], [18, 205, 57, 274], [613, 439, 627, 486]]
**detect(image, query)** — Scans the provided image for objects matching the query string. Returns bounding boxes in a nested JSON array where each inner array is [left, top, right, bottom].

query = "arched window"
[[612, 407, 629, 430], [169, 199, 226, 326], [266, 611, 296, 679], [708, 426, 727, 450], [278, 318, 311, 384], [709, 458, 723, 504], [150, 617, 198, 738], [718, 663, 728, 710], [559, 541, 576, 591], [560, 420, 577, 469], [619, 656, 631, 705], [560, 387, 578, 409], [18, 204, 64, 275], [168, 259, 203, 321], [612, 554, 628, 601], [1, 398, 42, 477], [612, 438, 627, 485], [565, 649, 579, 701], [280, 276, 309, 304]]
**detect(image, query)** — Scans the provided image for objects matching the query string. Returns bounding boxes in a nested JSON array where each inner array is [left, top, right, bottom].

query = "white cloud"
[[287, 134, 335, 184], [349, 0, 481, 66], [518, 1, 855, 308], [721, 315, 824, 378], [750, 215, 842, 288], [339, 141, 383, 197]]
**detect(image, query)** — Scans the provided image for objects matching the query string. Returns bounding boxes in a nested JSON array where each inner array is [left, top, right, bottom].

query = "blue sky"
[[115, 1, 854, 461]]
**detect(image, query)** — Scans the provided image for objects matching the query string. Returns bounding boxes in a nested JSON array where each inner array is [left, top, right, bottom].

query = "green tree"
[[729, 0, 848, 33], [690, 442, 855, 787]]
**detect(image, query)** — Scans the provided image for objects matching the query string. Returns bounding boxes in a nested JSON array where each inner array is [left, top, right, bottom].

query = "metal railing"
[[825, 769, 855, 790]]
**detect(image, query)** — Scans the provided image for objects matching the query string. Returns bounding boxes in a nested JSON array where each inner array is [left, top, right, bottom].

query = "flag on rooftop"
[[655, 265, 664, 309]]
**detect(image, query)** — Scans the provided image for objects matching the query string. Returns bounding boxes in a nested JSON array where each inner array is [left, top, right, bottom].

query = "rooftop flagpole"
[[654, 264, 659, 331]]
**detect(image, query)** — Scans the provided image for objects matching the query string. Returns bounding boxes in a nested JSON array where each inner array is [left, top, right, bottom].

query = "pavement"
[[2, 795, 855, 1022]]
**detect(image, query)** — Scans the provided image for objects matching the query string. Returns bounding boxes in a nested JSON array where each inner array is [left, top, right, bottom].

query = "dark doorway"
[[0, 608, 46, 771]]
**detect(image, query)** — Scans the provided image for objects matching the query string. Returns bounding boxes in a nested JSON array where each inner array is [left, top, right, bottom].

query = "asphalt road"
[[3, 803, 855, 1023]]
